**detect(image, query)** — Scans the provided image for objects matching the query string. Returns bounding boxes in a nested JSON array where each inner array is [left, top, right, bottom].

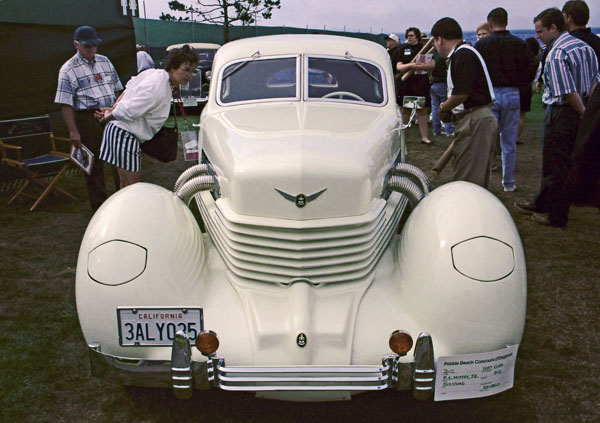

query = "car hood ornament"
[[275, 188, 327, 208]]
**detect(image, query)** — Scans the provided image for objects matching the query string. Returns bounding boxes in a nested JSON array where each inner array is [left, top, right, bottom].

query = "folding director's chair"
[[0, 115, 77, 211]]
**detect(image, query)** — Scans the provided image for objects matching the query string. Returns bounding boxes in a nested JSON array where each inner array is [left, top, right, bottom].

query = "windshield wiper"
[[345, 51, 379, 82], [222, 50, 261, 81], [222, 60, 250, 81]]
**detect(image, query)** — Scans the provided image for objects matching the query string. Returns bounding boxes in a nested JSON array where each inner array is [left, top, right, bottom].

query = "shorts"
[[100, 122, 141, 172]]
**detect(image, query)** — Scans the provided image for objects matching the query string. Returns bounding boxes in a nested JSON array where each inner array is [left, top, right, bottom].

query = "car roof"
[[166, 42, 221, 51], [213, 34, 388, 68]]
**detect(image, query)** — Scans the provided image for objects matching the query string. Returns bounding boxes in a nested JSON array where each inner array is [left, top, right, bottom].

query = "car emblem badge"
[[275, 188, 327, 208], [297, 333, 307, 347]]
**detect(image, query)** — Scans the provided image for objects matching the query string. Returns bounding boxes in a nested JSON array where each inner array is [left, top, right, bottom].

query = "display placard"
[[434, 344, 519, 401]]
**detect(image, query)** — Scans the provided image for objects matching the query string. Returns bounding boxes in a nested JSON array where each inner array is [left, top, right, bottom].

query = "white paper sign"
[[434, 344, 519, 401], [182, 97, 198, 107]]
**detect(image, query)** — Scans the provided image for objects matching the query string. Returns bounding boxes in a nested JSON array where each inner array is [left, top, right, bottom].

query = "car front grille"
[[197, 192, 406, 284]]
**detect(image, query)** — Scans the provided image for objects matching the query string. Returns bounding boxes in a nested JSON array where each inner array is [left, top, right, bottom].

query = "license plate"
[[117, 308, 203, 346]]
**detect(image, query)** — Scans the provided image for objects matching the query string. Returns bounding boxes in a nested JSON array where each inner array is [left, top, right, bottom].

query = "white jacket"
[[111, 69, 172, 141]]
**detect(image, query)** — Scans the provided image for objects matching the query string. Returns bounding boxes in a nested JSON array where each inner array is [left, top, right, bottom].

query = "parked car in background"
[[166, 42, 220, 106], [76, 34, 527, 403]]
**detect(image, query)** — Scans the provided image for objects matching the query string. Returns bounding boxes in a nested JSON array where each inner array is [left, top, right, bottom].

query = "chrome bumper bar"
[[88, 332, 435, 400]]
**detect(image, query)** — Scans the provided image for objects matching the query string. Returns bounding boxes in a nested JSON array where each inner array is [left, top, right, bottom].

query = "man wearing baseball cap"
[[385, 33, 401, 95], [385, 33, 400, 51], [55, 26, 123, 211]]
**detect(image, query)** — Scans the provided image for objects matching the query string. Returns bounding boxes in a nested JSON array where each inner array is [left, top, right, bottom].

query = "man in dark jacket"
[[475, 7, 537, 193], [562, 0, 600, 59]]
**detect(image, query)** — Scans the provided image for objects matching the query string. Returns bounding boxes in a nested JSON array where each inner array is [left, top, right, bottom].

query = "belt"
[[451, 103, 492, 122], [76, 109, 100, 114]]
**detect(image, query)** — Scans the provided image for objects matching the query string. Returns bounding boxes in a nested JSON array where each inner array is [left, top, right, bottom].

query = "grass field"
[[1, 93, 599, 423]]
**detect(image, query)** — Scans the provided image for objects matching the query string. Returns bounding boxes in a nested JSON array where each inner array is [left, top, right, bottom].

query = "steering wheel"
[[323, 91, 364, 101]]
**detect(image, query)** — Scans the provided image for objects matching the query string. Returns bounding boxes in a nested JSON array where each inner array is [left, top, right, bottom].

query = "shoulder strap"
[[173, 88, 189, 129], [455, 44, 495, 102]]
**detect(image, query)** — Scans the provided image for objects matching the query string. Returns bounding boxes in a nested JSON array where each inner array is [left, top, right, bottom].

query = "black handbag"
[[140, 98, 180, 163]]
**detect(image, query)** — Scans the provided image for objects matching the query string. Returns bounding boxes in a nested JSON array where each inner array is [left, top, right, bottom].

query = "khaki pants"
[[452, 106, 498, 189]]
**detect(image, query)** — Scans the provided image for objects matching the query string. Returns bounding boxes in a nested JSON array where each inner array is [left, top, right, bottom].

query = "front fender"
[[396, 181, 527, 354], [75, 183, 206, 357]]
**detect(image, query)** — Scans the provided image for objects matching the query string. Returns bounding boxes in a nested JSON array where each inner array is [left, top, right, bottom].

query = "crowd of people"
[[386, 0, 599, 228], [55, 2, 599, 229]]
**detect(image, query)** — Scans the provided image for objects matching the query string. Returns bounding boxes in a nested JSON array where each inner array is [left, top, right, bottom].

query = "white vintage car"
[[76, 34, 526, 402]]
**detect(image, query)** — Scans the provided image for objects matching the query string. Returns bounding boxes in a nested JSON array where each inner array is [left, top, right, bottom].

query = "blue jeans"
[[430, 83, 454, 135], [490, 87, 520, 188]]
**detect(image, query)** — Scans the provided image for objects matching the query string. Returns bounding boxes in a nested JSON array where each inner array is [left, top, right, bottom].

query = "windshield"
[[218, 55, 385, 105], [307, 57, 384, 104], [220, 57, 298, 104]]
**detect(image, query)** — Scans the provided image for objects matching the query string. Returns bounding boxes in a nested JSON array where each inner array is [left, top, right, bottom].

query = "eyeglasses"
[[181, 67, 198, 74]]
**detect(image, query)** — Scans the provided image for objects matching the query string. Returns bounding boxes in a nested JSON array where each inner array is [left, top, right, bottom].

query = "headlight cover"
[[451, 236, 514, 282], [87, 240, 147, 286]]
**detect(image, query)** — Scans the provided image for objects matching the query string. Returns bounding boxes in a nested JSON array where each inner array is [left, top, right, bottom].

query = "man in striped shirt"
[[514, 8, 599, 226], [55, 26, 123, 211]]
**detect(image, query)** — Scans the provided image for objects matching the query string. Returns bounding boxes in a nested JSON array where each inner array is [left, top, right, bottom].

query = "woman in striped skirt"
[[98, 45, 198, 188]]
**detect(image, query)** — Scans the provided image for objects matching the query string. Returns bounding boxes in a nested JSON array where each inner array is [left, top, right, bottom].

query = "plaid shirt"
[[55, 52, 123, 110], [543, 32, 599, 105]]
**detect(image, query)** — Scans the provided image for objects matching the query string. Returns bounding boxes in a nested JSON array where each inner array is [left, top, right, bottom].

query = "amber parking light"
[[389, 330, 413, 355], [195, 330, 220, 355]]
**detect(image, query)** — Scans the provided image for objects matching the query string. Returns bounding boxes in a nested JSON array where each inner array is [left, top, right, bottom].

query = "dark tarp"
[[0, 0, 138, 121], [0, 0, 138, 183]]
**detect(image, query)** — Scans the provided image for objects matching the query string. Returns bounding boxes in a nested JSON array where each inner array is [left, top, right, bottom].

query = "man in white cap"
[[385, 33, 399, 53], [55, 26, 123, 210], [386, 33, 402, 102]]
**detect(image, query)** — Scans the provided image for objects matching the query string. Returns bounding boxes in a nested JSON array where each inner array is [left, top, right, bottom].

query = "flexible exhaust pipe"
[[175, 175, 215, 205], [173, 164, 212, 192], [387, 175, 424, 209], [394, 163, 432, 195]]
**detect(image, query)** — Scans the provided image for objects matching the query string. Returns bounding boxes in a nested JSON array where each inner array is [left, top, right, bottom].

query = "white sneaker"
[[503, 184, 517, 192]]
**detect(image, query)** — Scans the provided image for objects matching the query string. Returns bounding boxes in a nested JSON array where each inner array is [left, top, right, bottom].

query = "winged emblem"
[[274, 188, 327, 208]]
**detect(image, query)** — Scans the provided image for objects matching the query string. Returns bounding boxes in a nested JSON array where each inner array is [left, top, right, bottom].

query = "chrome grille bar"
[[198, 192, 406, 284], [210, 355, 395, 391]]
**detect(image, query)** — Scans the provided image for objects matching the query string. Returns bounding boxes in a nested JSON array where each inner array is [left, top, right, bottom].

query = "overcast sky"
[[138, 0, 600, 35]]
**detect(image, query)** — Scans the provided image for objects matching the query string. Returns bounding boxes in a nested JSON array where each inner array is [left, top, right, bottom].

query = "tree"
[[160, 0, 281, 43]]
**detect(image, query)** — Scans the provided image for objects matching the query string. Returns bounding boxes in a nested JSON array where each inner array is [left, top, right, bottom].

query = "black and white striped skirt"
[[100, 122, 141, 172]]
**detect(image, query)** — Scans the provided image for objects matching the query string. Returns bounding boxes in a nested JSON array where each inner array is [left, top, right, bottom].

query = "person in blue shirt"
[[514, 8, 599, 227]]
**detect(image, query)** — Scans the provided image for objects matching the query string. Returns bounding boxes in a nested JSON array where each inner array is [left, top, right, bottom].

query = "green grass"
[[0, 93, 599, 422]]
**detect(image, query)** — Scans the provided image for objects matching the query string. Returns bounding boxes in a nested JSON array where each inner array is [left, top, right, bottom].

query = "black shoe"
[[514, 200, 536, 214], [532, 212, 566, 228]]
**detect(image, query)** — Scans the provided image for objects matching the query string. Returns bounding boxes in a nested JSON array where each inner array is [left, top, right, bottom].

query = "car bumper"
[[88, 332, 435, 400]]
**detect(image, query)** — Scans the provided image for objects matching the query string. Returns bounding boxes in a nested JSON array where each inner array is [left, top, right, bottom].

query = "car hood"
[[200, 102, 400, 220]]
